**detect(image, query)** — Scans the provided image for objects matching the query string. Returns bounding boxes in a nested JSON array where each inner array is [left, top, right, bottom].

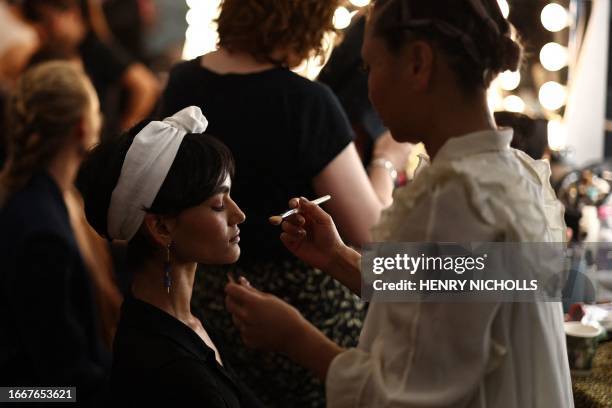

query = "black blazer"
[[0, 172, 110, 406], [111, 293, 265, 407]]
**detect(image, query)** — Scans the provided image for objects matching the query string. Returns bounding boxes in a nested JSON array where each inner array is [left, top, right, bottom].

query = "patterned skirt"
[[192, 259, 366, 408]]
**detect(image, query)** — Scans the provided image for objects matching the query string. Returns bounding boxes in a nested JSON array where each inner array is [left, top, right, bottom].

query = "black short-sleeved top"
[[111, 293, 264, 407], [0, 172, 110, 407], [79, 32, 132, 106], [160, 58, 354, 261]]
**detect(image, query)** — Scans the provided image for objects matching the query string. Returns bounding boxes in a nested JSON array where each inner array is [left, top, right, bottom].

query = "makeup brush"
[[269, 195, 331, 226]]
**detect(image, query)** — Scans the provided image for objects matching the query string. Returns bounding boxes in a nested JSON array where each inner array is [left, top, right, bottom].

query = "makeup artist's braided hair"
[[371, 0, 523, 91], [0, 61, 90, 207]]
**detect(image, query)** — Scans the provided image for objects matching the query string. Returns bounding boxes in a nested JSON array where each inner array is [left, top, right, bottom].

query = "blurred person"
[[494, 111, 549, 160], [0, 61, 109, 406], [16, 35, 125, 337], [102, 0, 156, 63], [160, 0, 411, 406], [225, 1, 573, 407], [78, 107, 263, 406], [22, 0, 160, 133], [0, 0, 39, 87], [318, 13, 390, 165]]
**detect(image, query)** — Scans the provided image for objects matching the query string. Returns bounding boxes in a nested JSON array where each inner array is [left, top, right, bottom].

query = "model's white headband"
[[107, 106, 208, 241]]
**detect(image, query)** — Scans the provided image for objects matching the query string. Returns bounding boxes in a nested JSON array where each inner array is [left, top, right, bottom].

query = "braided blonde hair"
[[0, 61, 91, 207]]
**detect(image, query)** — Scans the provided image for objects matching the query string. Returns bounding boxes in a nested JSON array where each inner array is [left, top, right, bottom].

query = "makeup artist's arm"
[[313, 133, 411, 246], [225, 282, 344, 381], [278, 197, 362, 296]]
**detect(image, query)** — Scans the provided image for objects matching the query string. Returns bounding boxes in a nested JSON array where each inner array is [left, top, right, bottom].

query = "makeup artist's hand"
[[278, 197, 346, 271], [225, 281, 309, 353], [225, 280, 345, 380]]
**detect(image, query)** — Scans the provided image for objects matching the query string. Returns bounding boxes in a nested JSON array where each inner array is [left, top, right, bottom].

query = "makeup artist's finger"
[[281, 213, 303, 228], [231, 313, 244, 329], [239, 276, 254, 288], [285, 213, 305, 225], [281, 220, 306, 235], [280, 232, 304, 248], [298, 196, 333, 224], [225, 281, 262, 306], [227, 272, 236, 284], [288, 197, 300, 209], [225, 292, 243, 316]]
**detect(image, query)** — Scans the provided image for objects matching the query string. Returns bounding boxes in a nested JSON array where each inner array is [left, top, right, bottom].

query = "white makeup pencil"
[[269, 195, 331, 226]]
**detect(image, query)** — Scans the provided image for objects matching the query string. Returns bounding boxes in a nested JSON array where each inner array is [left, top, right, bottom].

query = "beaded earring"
[[164, 243, 172, 293]]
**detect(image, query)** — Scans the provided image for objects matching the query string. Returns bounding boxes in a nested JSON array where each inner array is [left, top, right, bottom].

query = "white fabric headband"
[[107, 106, 209, 241]]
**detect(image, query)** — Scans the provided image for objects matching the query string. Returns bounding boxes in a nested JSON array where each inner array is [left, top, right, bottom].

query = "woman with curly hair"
[[160, 1, 411, 406]]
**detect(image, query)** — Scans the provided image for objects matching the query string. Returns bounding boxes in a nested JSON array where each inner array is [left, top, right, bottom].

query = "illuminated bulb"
[[183, 0, 221, 60], [487, 88, 503, 112], [499, 70, 521, 91], [538, 81, 567, 111], [497, 0, 510, 18], [349, 0, 371, 7], [503, 95, 526, 113], [541, 3, 569, 32], [333, 7, 352, 30], [539, 42, 568, 71], [547, 119, 567, 150]]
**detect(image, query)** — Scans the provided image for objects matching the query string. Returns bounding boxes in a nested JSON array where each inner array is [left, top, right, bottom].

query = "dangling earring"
[[164, 242, 172, 293]]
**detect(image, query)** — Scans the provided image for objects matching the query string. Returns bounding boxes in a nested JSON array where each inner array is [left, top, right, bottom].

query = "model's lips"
[[230, 230, 240, 243]]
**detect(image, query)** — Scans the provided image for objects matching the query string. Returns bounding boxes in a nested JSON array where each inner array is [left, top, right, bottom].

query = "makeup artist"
[[225, 0, 573, 407]]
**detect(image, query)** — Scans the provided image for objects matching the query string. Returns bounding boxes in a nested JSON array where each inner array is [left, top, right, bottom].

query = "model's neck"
[[131, 258, 198, 323]]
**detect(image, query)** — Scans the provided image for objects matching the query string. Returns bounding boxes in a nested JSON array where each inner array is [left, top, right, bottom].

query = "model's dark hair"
[[77, 121, 235, 266], [371, 0, 523, 91]]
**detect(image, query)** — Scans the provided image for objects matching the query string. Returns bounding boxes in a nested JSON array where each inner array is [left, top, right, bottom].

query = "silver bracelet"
[[369, 157, 398, 184]]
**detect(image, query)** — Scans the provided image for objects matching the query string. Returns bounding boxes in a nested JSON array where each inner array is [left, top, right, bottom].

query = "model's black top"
[[160, 58, 354, 261], [0, 171, 110, 407], [111, 293, 265, 407]]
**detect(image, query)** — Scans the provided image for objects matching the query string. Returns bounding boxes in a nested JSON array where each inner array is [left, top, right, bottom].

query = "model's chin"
[[226, 245, 241, 263]]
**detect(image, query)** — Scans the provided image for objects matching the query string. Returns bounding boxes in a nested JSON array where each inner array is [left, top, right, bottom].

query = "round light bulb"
[[547, 119, 567, 150], [541, 3, 569, 32], [499, 70, 521, 91], [503, 95, 526, 113], [349, 0, 371, 7], [539, 42, 569, 71], [497, 0, 510, 18], [538, 81, 567, 111], [333, 7, 352, 30]]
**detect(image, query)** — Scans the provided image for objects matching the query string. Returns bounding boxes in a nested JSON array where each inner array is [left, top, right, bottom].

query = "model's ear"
[[142, 213, 173, 248]]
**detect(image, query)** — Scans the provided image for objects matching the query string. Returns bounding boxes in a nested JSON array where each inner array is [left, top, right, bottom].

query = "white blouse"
[[326, 129, 574, 408]]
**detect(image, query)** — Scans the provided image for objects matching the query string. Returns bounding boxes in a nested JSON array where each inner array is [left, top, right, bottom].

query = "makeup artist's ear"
[[403, 40, 434, 92], [142, 213, 174, 247]]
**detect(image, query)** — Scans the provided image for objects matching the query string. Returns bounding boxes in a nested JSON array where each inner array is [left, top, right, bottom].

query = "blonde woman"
[[0, 61, 109, 404]]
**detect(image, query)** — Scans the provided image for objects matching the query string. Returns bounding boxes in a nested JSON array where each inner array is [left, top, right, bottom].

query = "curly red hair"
[[217, 0, 341, 65]]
